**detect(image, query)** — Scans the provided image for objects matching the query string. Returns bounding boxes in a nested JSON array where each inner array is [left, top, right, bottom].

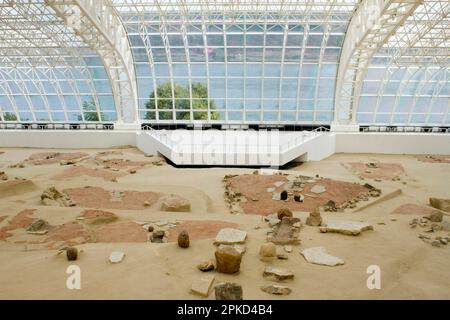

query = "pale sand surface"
[[0, 148, 449, 300]]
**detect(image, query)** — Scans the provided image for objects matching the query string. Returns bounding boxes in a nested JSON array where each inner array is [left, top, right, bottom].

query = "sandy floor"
[[0, 147, 449, 300]]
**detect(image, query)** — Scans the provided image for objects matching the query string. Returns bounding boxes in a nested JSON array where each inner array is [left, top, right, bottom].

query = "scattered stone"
[[109, 251, 125, 264], [0, 172, 8, 181], [129, 169, 137, 174], [261, 285, 292, 296], [429, 198, 450, 213], [319, 220, 374, 236], [215, 283, 243, 300], [284, 245, 293, 253], [78, 210, 118, 225], [311, 185, 326, 194], [215, 246, 242, 274], [197, 260, 215, 272], [148, 226, 154, 232], [277, 253, 289, 260], [41, 187, 76, 207], [178, 230, 190, 249], [324, 200, 338, 212], [301, 247, 345, 267], [191, 275, 215, 298], [160, 195, 191, 212], [268, 218, 281, 227], [429, 210, 443, 223], [259, 242, 277, 259], [306, 208, 323, 227], [26, 219, 49, 233], [143, 201, 151, 207], [277, 208, 293, 220], [431, 240, 441, 248], [267, 188, 275, 193], [214, 228, 247, 245], [263, 265, 294, 282], [440, 238, 448, 245], [268, 217, 301, 245], [151, 230, 166, 243], [294, 194, 305, 202], [274, 181, 285, 188], [66, 247, 78, 261]]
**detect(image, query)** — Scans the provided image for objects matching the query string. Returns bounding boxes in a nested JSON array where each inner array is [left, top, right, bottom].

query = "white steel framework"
[[46, 0, 138, 123]]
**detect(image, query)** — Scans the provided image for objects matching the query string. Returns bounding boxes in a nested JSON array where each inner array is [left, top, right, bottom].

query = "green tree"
[[2, 112, 18, 121], [145, 82, 219, 121], [78, 99, 102, 122]]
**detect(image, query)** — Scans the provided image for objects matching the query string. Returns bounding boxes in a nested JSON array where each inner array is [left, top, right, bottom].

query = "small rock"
[[294, 194, 305, 202], [197, 260, 215, 272], [26, 219, 49, 232], [277, 253, 289, 260], [306, 208, 323, 227], [284, 245, 293, 253], [148, 226, 154, 232], [143, 201, 151, 207], [319, 220, 373, 236], [440, 238, 448, 245], [263, 265, 294, 282], [215, 282, 243, 300], [109, 251, 125, 264], [214, 228, 247, 245], [161, 195, 191, 212], [178, 230, 190, 249], [66, 247, 78, 261], [259, 242, 277, 258], [191, 275, 215, 298], [277, 208, 293, 220], [215, 246, 242, 274], [268, 218, 281, 227], [301, 247, 345, 267], [311, 185, 326, 194], [431, 240, 441, 248], [429, 210, 443, 223], [261, 285, 291, 296]]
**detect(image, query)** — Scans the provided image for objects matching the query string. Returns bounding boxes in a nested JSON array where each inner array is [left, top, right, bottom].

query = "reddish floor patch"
[[0, 209, 37, 240], [26, 152, 89, 166], [63, 186, 162, 210], [30, 222, 93, 250], [345, 162, 405, 180], [228, 175, 369, 215], [94, 221, 147, 243], [416, 155, 450, 164], [167, 220, 239, 242], [391, 204, 437, 216], [53, 166, 127, 181]]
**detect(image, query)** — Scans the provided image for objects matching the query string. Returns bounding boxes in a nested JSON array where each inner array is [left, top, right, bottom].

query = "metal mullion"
[[0, 71, 20, 122]]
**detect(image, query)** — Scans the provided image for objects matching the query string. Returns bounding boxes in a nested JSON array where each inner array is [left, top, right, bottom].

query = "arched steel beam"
[[46, 0, 138, 124], [335, 0, 421, 125]]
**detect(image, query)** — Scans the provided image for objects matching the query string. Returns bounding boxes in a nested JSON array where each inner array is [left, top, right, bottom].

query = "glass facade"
[[0, 1, 116, 123], [116, 1, 358, 124]]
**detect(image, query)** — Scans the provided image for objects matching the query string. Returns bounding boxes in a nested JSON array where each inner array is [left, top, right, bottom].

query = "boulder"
[[215, 246, 242, 274], [160, 195, 191, 212], [429, 198, 450, 213], [178, 230, 190, 248], [306, 208, 323, 227], [191, 275, 215, 298], [214, 228, 247, 245], [319, 220, 373, 236], [66, 247, 78, 261], [215, 282, 243, 300], [263, 265, 294, 282], [218, 244, 246, 255], [261, 285, 292, 296], [301, 247, 344, 267], [277, 208, 293, 220], [259, 242, 277, 258]]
